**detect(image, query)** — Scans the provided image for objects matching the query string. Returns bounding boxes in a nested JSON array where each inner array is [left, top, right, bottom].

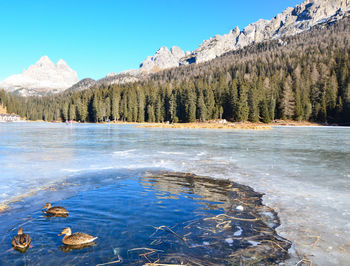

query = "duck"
[[12, 228, 31, 251], [58, 227, 97, 246], [42, 202, 69, 216]]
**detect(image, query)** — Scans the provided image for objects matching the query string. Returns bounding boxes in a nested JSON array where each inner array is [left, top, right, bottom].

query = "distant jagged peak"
[[37, 55, 51, 63], [34, 55, 55, 69], [139, 45, 185, 73], [170, 46, 185, 59], [229, 26, 240, 35], [152, 46, 185, 59], [56, 58, 70, 69], [29, 56, 74, 71], [157, 46, 169, 53], [106, 72, 117, 77]]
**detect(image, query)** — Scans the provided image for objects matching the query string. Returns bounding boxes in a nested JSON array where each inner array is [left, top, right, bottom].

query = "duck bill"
[[58, 233, 63, 236]]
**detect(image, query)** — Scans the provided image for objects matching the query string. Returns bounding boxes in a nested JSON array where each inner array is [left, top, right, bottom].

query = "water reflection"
[[43, 212, 69, 218], [59, 242, 96, 252]]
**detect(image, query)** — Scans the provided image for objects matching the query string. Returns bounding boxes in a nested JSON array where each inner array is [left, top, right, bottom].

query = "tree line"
[[1, 17, 350, 124]]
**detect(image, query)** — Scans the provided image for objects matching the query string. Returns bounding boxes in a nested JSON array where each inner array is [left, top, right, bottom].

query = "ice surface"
[[225, 238, 233, 244], [233, 226, 243, 236], [0, 123, 349, 264]]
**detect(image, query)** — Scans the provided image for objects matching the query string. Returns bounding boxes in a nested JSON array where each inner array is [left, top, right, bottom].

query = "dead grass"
[[0, 204, 9, 213], [137, 122, 272, 130]]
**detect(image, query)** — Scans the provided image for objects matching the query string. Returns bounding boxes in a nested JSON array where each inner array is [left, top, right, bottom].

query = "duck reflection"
[[42, 213, 69, 218], [59, 242, 96, 252]]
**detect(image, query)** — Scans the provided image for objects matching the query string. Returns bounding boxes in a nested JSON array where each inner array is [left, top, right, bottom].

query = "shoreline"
[[124, 120, 323, 130], [9, 119, 336, 129], [137, 122, 273, 130]]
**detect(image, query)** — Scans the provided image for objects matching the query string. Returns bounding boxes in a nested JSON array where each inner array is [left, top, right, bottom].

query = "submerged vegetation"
[[1, 18, 350, 124], [135, 172, 292, 265]]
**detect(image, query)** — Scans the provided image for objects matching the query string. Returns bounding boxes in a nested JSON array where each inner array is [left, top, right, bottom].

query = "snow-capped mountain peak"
[[0, 56, 79, 96]]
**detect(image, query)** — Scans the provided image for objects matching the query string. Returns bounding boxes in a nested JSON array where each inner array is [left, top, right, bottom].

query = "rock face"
[[97, 72, 141, 86], [141, 0, 350, 68], [67, 78, 96, 93], [106, 72, 117, 77], [139, 46, 185, 73], [0, 56, 79, 96]]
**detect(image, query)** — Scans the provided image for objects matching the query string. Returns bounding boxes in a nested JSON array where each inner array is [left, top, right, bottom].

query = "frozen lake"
[[0, 122, 349, 265]]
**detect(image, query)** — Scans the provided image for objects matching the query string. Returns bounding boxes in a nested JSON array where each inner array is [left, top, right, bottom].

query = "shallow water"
[[0, 171, 290, 265], [0, 122, 350, 265]]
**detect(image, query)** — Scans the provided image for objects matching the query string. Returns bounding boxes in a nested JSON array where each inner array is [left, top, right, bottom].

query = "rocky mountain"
[[66, 78, 96, 93], [67, 72, 144, 93], [71, 0, 350, 93], [97, 72, 140, 86], [141, 0, 350, 68], [88, 0, 350, 91], [138, 46, 186, 73], [0, 56, 78, 96]]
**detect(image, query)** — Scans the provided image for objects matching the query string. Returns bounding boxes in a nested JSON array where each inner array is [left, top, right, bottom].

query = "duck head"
[[58, 227, 72, 236], [17, 227, 23, 235], [42, 203, 51, 209]]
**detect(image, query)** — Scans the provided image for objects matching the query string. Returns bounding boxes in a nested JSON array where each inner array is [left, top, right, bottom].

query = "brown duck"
[[58, 227, 97, 246], [12, 228, 31, 250], [42, 202, 68, 216]]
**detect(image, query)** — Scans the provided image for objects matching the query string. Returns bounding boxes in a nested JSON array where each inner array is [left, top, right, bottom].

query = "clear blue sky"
[[0, 0, 302, 81]]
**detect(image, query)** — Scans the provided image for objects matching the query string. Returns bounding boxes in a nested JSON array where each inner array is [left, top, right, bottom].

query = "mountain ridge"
[[91, 0, 350, 92], [141, 0, 350, 70]]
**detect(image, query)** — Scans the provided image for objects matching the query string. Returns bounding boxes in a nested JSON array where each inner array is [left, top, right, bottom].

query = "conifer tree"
[[228, 79, 238, 120], [121, 93, 128, 121], [68, 103, 76, 121], [137, 89, 145, 122], [197, 91, 207, 122], [294, 86, 303, 121], [259, 99, 271, 123], [61, 102, 69, 122], [248, 84, 259, 122], [92, 93, 102, 122], [344, 82, 350, 122], [204, 86, 215, 120], [146, 104, 155, 122], [269, 97, 276, 121], [184, 86, 196, 122], [237, 83, 249, 121], [111, 93, 120, 122], [281, 75, 295, 119], [76, 98, 88, 121], [169, 93, 178, 123], [155, 96, 162, 122]]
